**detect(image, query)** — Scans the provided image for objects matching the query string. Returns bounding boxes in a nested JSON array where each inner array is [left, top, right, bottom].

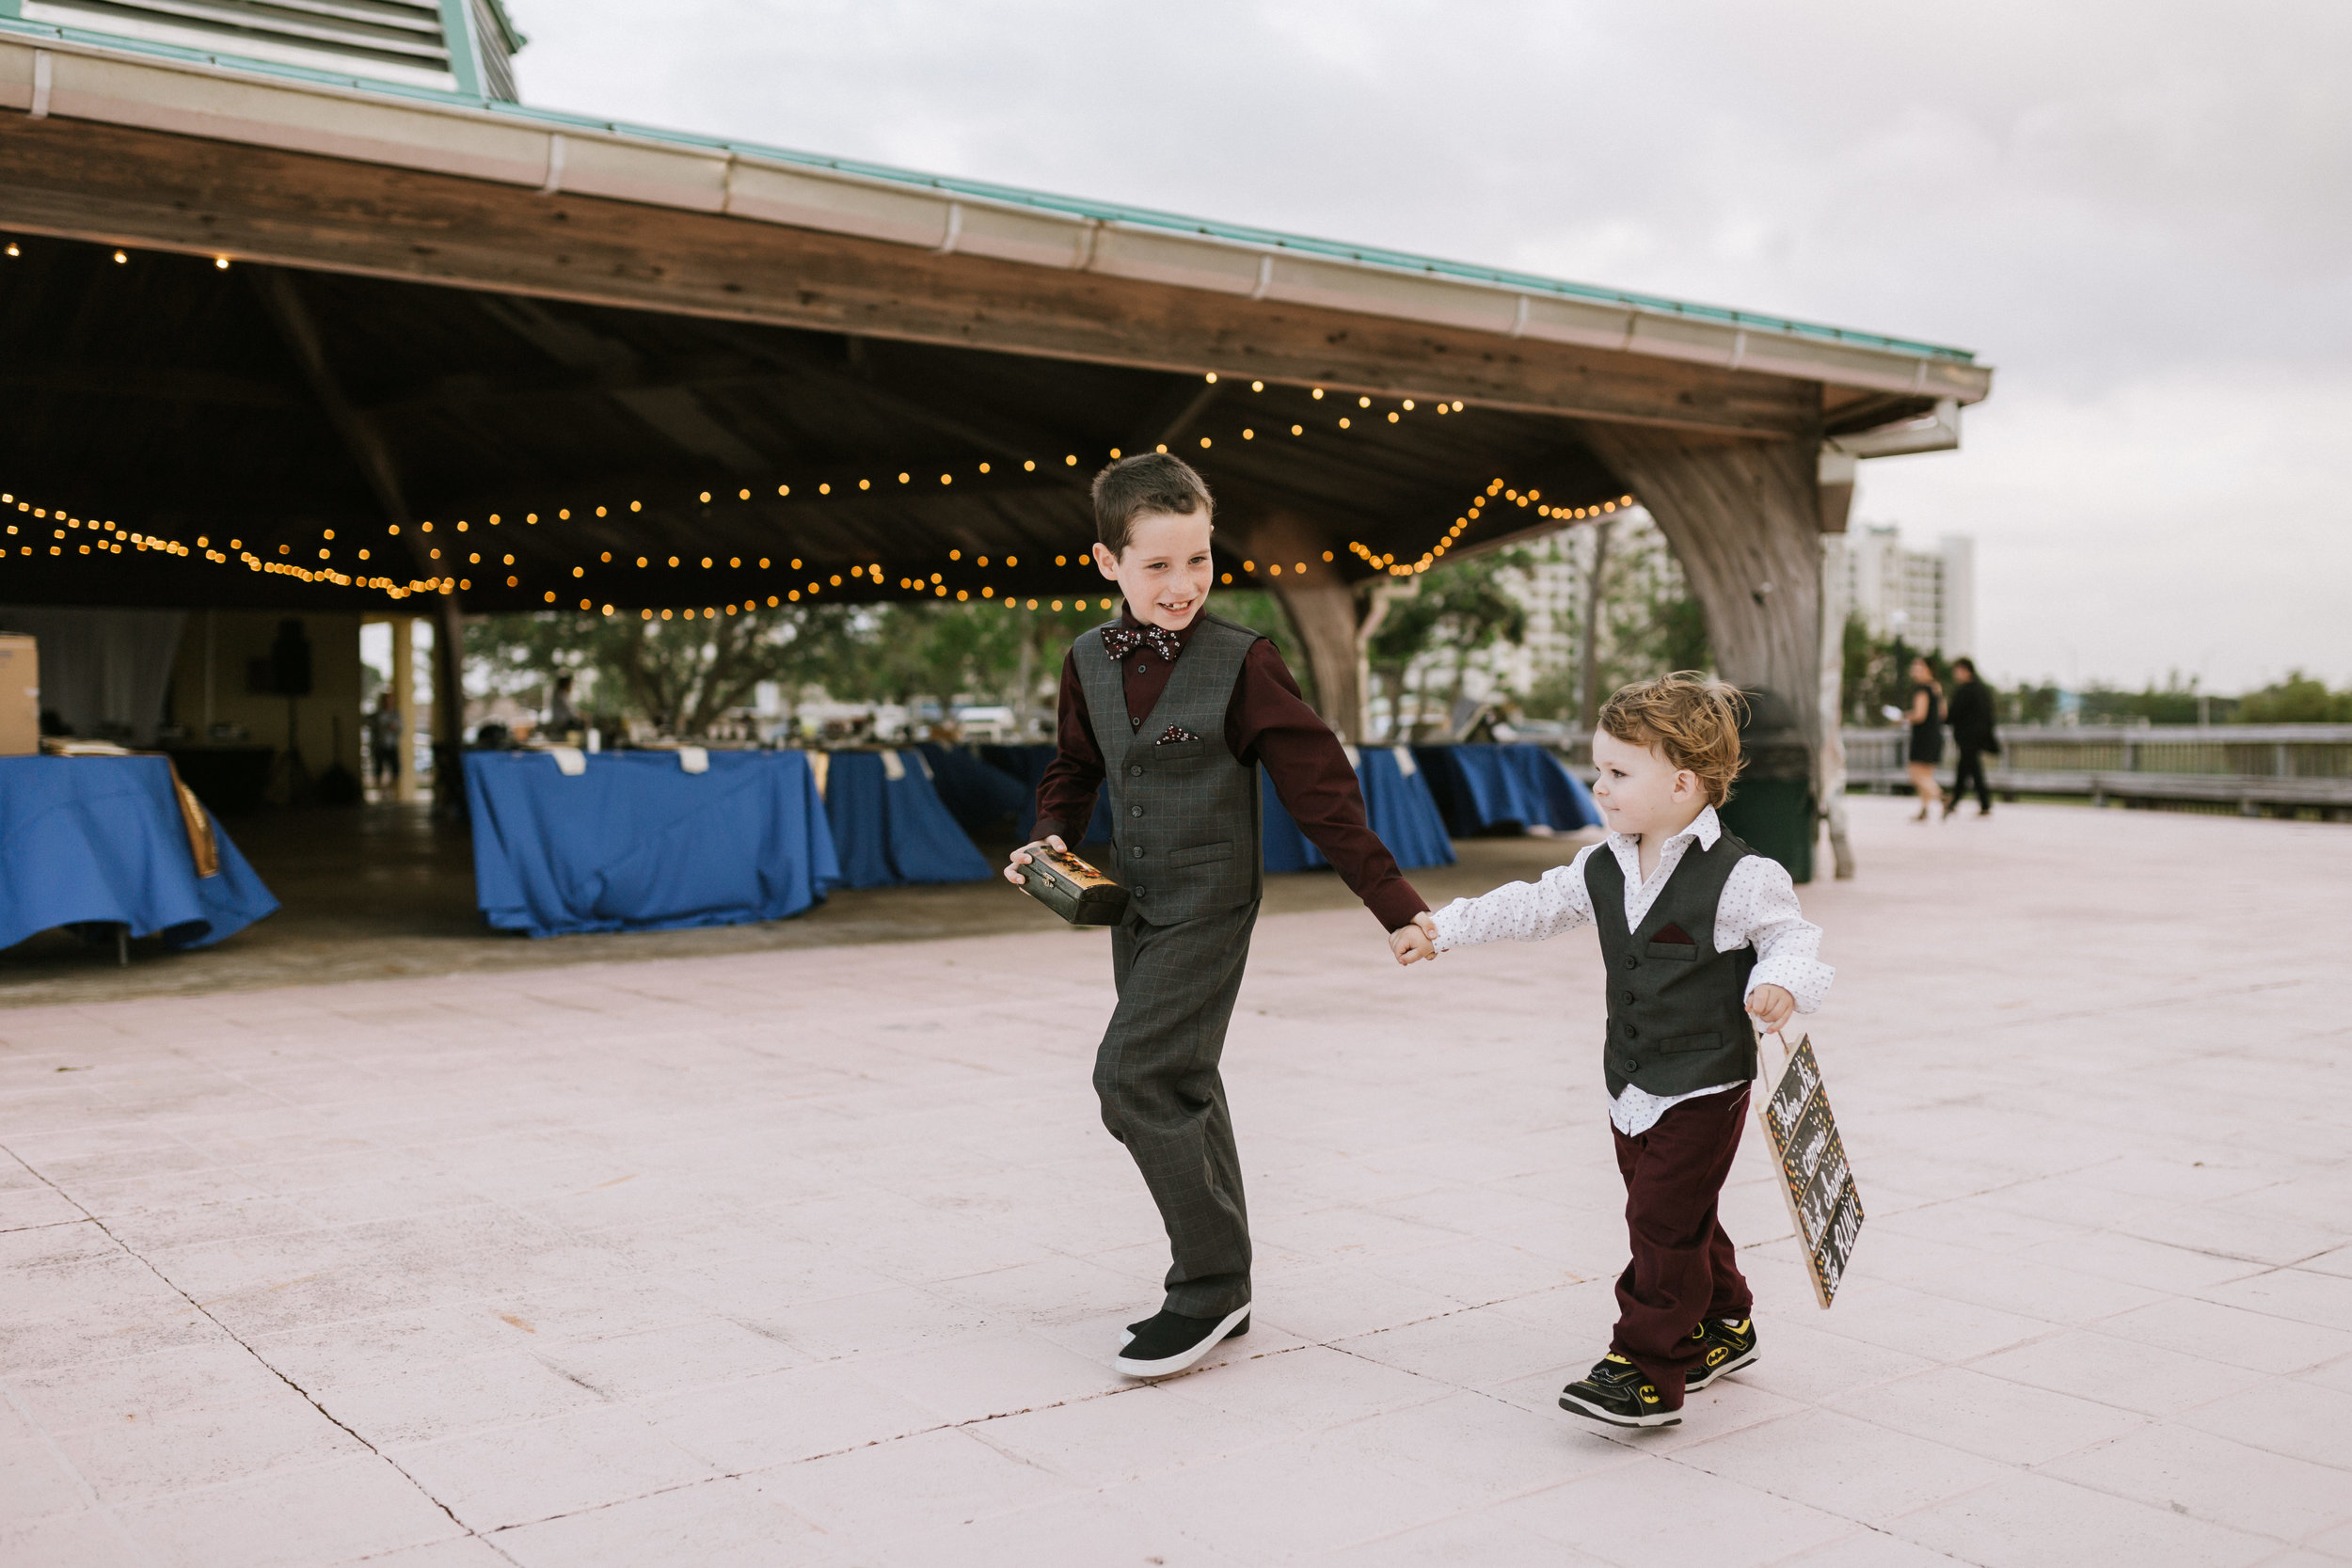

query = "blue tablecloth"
[[914, 743, 1029, 838], [466, 750, 838, 938], [0, 755, 278, 949], [1263, 745, 1456, 872], [823, 750, 995, 887], [1415, 743, 1600, 835], [979, 742, 1112, 844]]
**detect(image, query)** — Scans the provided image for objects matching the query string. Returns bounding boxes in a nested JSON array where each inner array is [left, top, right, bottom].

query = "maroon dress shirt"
[[1034, 610, 1429, 932]]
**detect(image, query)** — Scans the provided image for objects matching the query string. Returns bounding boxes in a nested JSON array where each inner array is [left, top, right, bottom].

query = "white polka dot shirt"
[[1430, 804, 1834, 1136]]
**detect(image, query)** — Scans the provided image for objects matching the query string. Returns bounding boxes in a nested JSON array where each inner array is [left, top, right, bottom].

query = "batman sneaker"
[[1113, 1306, 1251, 1378], [1684, 1317, 1759, 1392], [1559, 1353, 1680, 1428]]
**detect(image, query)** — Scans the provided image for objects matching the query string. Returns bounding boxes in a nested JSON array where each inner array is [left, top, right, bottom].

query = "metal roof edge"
[[0, 22, 1984, 376]]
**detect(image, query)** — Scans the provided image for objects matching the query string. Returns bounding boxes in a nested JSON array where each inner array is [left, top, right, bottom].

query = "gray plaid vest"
[[1073, 614, 1263, 926], [1587, 832, 1760, 1099]]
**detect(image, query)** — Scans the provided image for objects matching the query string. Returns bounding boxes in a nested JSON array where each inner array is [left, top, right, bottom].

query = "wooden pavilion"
[[0, 12, 1991, 871]]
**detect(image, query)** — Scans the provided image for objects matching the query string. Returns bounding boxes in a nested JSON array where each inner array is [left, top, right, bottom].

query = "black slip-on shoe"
[[1120, 1310, 1250, 1350], [1559, 1353, 1680, 1428], [1683, 1317, 1759, 1392], [1112, 1306, 1251, 1378]]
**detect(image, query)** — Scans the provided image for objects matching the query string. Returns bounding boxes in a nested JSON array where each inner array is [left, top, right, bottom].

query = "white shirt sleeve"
[[1429, 843, 1600, 951], [1717, 853, 1835, 1013]]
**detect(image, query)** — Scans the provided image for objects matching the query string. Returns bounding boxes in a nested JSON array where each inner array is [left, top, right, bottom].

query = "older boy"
[[1395, 673, 1834, 1427], [1007, 452, 1429, 1378]]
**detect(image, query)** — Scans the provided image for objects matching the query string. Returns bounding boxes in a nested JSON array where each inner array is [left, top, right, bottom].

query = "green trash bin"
[[1717, 688, 1815, 884]]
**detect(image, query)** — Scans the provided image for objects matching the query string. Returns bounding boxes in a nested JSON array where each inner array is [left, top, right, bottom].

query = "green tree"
[[2236, 671, 2352, 723], [1367, 550, 1532, 739], [465, 604, 859, 736]]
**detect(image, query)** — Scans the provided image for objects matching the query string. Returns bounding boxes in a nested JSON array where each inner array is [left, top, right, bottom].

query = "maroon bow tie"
[[1104, 624, 1182, 663]]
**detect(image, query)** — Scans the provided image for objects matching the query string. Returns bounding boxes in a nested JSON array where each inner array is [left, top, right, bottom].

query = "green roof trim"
[[0, 19, 1974, 364]]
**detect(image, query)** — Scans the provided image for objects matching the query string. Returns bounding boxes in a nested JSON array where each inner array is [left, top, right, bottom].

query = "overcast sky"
[[506, 1, 2350, 691]]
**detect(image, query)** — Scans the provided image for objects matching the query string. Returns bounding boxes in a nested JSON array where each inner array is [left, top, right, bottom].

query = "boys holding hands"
[[1008, 453, 1432, 1379], [1395, 674, 1833, 1428]]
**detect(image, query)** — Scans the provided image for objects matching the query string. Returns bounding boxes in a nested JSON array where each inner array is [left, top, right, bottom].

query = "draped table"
[[1263, 745, 1456, 873], [465, 750, 838, 938], [1413, 742, 1600, 836], [0, 755, 278, 950], [819, 749, 994, 888]]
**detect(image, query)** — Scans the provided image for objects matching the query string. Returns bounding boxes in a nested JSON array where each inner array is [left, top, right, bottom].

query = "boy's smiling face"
[[1093, 510, 1215, 631]]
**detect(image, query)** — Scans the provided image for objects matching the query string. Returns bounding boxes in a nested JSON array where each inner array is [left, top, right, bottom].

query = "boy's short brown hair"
[[1597, 672, 1748, 806], [1092, 452, 1214, 557]]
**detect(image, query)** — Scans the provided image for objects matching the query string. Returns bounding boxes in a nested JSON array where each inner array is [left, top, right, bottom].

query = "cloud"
[[504, 0, 2352, 688]]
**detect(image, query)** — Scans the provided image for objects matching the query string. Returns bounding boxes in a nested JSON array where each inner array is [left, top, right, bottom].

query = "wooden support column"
[[390, 614, 418, 802], [1575, 422, 1829, 832], [1263, 577, 1369, 742]]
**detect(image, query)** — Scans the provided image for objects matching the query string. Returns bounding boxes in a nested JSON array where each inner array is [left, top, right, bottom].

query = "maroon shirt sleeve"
[[1033, 646, 1104, 845], [1227, 641, 1428, 932]]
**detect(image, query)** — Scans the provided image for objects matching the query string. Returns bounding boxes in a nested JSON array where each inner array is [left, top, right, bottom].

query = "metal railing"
[[1842, 724, 2352, 817]]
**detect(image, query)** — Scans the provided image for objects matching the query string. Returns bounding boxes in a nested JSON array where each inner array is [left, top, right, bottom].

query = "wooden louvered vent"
[[21, 0, 515, 95]]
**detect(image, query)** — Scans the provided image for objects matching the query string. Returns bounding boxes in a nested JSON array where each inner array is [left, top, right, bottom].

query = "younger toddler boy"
[[1395, 673, 1833, 1427]]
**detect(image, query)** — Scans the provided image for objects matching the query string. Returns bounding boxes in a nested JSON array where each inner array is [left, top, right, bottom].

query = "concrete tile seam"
[[0, 1372, 154, 1562], [2016, 1447, 2344, 1547], [464, 1362, 1185, 1541], [0, 1136, 525, 1566]]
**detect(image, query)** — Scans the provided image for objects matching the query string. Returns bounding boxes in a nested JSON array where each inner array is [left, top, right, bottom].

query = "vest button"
[[1625, 1058, 1641, 1072], [1129, 765, 1144, 777], [1133, 887, 1147, 898], [1626, 1024, 1641, 1040], [1622, 990, 1637, 1005], [1130, 846, 1145, 859], [1621, 954, 1639, 970], [1128, 805, 1142, 816]]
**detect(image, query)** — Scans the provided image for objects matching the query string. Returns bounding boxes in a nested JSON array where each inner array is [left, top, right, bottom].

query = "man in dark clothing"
[[1945, 657, 1998, 817]]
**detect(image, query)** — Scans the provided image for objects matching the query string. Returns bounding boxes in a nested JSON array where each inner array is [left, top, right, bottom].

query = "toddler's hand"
[[1746, 983, 1795, 1030], [1003, 834, 1067, 887], [1390, 912, 1439, 967]]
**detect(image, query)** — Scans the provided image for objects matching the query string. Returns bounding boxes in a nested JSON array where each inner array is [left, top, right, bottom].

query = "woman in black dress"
[[1903, 657, 1945, 821]]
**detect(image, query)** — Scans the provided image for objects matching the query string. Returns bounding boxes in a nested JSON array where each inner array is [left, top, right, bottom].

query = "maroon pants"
[[1610, 1085, 1754, 1408]]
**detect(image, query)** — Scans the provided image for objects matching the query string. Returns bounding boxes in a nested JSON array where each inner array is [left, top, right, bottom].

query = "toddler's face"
[[1094, 511, 1215, 630], [1590, 728, 1703, 838]]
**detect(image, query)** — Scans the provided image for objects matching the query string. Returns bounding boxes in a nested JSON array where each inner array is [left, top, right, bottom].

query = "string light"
[[0, 388, 1630, 610]]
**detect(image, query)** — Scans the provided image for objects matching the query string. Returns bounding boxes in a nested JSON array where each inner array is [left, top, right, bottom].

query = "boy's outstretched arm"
[[1232, 641, 1427, 936], [1424, 848, 1603, 953]]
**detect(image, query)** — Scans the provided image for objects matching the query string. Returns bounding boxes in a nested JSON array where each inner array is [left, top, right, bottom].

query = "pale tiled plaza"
[[4, 797, 2348, 1567]]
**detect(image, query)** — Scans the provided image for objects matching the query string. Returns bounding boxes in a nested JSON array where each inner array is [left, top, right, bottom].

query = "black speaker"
[[246, 618, 313, 697]]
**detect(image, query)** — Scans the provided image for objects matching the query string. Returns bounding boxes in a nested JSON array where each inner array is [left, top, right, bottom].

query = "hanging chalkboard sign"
[[1757, 1033, 1864, 1307]]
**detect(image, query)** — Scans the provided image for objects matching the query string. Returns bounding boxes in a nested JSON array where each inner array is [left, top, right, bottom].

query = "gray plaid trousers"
[[1096, 897, 1258, 1318]]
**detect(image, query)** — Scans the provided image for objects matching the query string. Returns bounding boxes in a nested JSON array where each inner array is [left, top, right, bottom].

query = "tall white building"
[[1845, 525, 1976, 659]]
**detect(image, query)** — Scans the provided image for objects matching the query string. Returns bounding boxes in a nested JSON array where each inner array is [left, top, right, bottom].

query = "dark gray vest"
[[1587, 831, 1760, 1099], [1073, 615, 1263, 926]]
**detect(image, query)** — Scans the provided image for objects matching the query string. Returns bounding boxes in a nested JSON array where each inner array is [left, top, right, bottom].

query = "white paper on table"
[[547, 746, 586, 776], [1342, 743, 1362, 770], [881, 749, 907, 782], [678, 746, 709, 774], [1392, 746, 1417, 776]]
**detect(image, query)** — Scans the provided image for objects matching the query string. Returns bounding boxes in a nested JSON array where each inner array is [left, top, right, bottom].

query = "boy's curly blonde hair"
[[1597, 673, 1749, 806]]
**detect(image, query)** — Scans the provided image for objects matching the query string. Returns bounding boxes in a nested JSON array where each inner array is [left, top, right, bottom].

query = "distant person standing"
[[1944, 657, 1997, 818], [1904, 657, 1945, 822], [547, 673, 583, 738], [365, 691, 402, 792]]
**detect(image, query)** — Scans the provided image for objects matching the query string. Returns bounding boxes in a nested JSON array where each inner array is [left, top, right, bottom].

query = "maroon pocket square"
[[1648, 922, 1697, 945], [1155, 725, 1200, 745]]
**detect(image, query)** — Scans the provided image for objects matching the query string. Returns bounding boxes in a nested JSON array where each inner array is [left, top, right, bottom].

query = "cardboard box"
[[0, 633, 38, 756]]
